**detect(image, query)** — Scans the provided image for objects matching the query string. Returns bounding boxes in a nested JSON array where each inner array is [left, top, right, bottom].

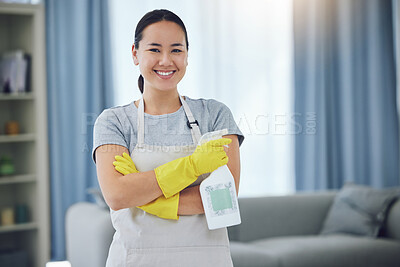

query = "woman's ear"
[[132, 44, 139, 65]]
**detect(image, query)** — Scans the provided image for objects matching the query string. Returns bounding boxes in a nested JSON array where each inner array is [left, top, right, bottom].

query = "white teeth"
[[156, 71, 174, 76]]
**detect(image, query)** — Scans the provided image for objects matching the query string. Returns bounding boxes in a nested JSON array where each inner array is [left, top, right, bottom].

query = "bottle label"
[[204, 182, 238, 217]]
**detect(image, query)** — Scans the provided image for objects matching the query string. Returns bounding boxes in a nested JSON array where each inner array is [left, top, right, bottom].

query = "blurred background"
[[0, 0, 399, 265]]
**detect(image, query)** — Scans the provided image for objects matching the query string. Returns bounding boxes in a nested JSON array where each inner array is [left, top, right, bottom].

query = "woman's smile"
[[154, 70, 176, 79]]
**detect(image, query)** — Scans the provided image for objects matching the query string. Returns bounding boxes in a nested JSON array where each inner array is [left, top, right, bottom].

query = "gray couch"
[[66, 192, 400, 267], [228, 192, 400, 267]]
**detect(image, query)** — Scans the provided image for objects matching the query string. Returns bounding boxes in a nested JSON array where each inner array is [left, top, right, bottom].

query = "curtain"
[[394, 0, 400, 167], [293, 0, 399, 190], [45, 0, 113, 260]]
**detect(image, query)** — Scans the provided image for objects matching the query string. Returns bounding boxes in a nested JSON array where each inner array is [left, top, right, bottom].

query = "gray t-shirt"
[[92, 96, 244, 162]]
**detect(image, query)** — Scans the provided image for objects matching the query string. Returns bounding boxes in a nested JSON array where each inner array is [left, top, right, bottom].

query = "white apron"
[[106, 96, 233, 267]]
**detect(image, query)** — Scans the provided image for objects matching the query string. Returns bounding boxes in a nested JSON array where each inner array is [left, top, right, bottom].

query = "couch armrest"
[[386, 199, 400, 241], [66, 202, 114, 267], [228, 191, 336, 242]]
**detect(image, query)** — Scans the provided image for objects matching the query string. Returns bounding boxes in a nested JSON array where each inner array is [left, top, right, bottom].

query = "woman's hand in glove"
[[113, 152, 179, 220], [155, 138, 232, 198], [189, 138, 232, 176], [113, 152, 139, 175]]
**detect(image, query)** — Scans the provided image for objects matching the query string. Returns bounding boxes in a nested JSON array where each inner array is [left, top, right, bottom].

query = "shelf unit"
[[0, 3, 50, 267]]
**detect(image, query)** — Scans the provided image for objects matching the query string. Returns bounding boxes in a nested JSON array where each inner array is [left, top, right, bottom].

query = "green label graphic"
[[210, 188, 233, 212]]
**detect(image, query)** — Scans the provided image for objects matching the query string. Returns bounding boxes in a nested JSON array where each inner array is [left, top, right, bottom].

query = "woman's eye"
[[172, 49, 182, 53], [149, 48, 160, 52]]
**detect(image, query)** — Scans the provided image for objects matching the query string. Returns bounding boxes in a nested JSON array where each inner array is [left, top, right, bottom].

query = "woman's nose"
[[159, 52, 172, 66]]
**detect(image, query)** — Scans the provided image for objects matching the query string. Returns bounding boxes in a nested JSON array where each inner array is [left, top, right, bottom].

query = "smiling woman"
[[94, 8, 244, 267]]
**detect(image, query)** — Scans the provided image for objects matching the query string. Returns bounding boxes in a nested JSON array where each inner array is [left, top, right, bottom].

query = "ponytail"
[[138, 75, 144, 93]]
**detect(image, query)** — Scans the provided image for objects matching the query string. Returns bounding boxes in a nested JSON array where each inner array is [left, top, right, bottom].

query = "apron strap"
[[137, 96, 202, 146], [180, 95, 202, 145], [137, 98, 145, 147]]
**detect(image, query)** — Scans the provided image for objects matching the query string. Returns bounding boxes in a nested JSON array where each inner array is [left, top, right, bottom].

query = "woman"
[[93, 9, 244, 266]]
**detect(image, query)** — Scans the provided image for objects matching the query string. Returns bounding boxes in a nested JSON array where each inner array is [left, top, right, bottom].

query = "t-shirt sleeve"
[[208, 100, 244, 146], [92, 109, 128, 163]]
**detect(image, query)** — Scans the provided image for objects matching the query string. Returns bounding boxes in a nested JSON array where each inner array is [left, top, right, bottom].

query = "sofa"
[[228, 191, 400, 267], [66, 190, 400, 267]]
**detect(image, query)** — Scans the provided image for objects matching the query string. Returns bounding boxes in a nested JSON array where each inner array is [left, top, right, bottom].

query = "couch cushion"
[[229, 192, 336, 242], [229, 241, 279, 267], [320, 183, 400, 237], [251, 235, 400, 267]]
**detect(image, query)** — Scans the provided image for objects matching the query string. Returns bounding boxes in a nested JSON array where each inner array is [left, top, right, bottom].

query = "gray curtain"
[[45, 0, 114, 260], [293, 0, 399, 190]]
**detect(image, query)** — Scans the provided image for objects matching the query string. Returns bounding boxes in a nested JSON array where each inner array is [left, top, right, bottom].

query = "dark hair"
[[134, 9, 189, 94]]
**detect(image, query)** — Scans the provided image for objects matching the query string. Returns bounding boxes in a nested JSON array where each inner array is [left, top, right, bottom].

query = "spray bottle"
[[199, 129, 241, 230]]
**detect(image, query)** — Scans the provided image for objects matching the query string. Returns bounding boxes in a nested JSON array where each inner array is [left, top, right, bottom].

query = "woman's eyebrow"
[[146, 43, 184, 47], [147, 43, 161, 47]]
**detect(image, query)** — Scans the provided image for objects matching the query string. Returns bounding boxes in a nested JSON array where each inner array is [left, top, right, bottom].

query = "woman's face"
[[132, 20, 188, 93]]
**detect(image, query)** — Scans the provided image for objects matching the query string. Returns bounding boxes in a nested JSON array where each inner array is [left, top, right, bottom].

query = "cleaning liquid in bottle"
[[198, 129, 241, 230]]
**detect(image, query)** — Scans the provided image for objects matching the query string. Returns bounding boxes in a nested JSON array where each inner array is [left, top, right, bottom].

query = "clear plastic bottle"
[[198, 129, 241, 230]]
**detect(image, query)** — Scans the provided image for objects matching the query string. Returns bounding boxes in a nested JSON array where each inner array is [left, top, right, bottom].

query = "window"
[[109, 0, 294, 196]]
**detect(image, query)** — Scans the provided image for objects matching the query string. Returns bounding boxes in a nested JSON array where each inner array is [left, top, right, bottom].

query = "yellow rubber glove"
[[113, 153, 180, 220], [113, 153, 139, 175], [155, 138, 232, 199], [137, 194, 179, 220]]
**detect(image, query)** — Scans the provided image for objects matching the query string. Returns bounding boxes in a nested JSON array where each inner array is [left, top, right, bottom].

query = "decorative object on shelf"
[[0, 50, 31, 94], [2, 79, 10, 93], [0, 156, 15, 176], [1, 207, 15, 226], [5, 120, 20, 135], [15, 204, 29, 224]]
